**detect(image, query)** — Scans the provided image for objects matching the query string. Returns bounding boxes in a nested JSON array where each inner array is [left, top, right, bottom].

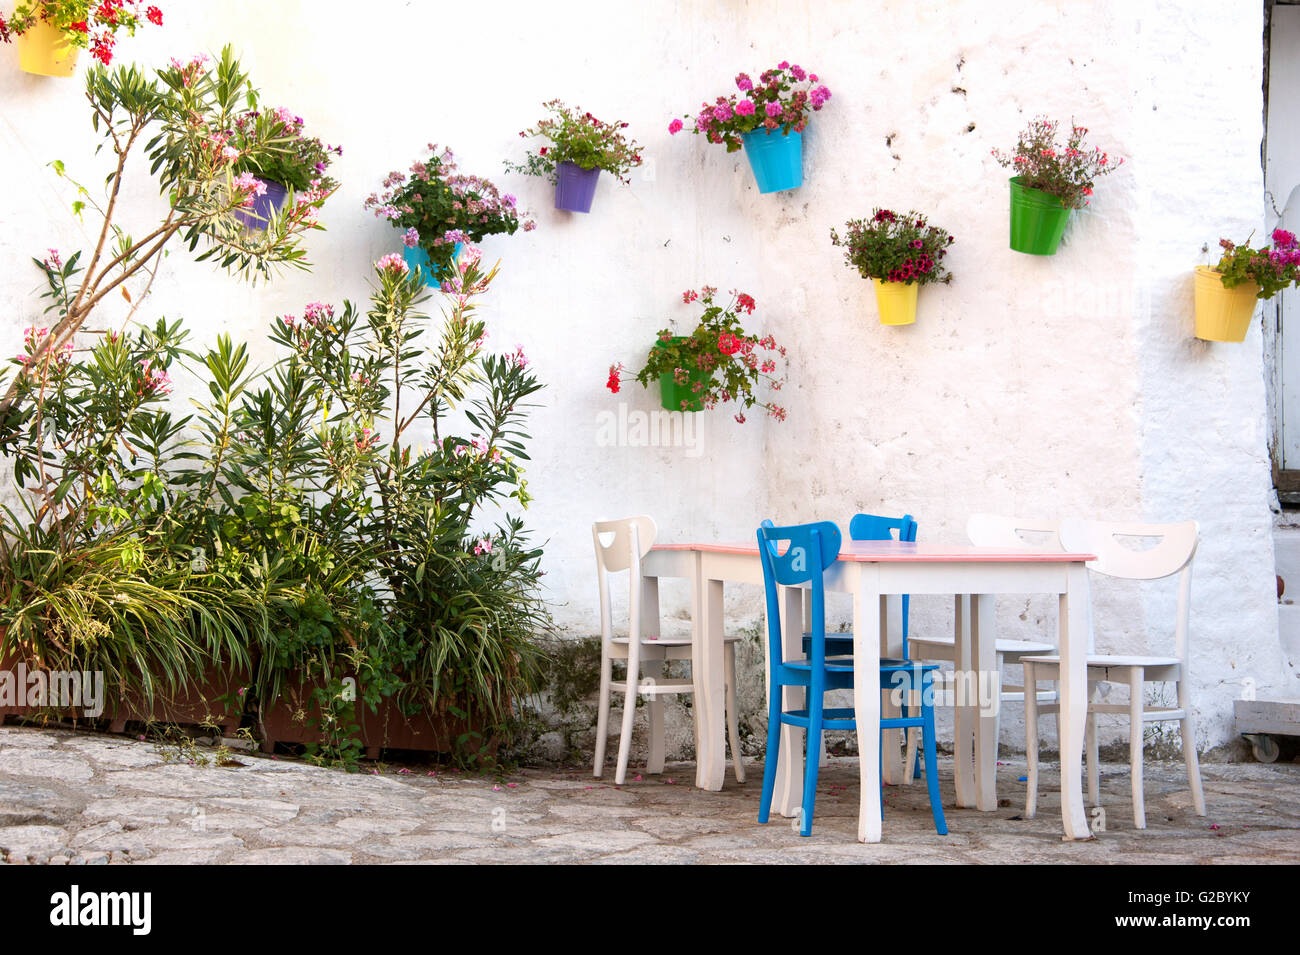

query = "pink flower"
[[764, 102, 782, 117], [668, 118, 683, 135], [735, 99, 756, 117], [735, 73, 754, 91], [403, 227, 419, 248], [376, 252, 409, 276]]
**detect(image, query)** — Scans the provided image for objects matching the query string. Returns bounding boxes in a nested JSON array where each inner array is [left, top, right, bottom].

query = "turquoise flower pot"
[[741, 129, 803, 194], [402, 242, 464, 287]]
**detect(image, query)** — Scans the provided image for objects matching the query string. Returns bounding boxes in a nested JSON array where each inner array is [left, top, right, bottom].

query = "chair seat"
[[910, 635, 1055, 655], [1021, 653, 1180, 669], [610, 633, 742, 646]]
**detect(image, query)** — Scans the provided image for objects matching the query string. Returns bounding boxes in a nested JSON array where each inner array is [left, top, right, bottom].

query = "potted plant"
[[504, 99, 642, 213], [1194, 230, 1300, 342], [831, 209, 954, 326], [2, 0, 161, 76], [365, 145, 536, 286], [607, 287, 788, 421], [670, 62, 831, 194], [228, 98, 340, 231], [991, 117, 1123, 255]]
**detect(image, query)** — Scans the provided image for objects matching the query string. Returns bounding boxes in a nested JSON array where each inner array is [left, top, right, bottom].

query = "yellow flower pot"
[[872, 278, 919, 326], [1193, 265, 1259, 343], [16, 20, 79, 77]]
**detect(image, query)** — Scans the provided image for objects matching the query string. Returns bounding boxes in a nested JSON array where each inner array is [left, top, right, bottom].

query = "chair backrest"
[[850, 513, 917, 644], [849, 512, 917, 543], [966, 513, 1062, 550], [592, 516, 657, 646], [757, 521, 841, 671], [1058, 518, 1199, 660]]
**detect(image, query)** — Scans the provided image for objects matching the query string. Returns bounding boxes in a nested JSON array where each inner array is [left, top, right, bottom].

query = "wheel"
[[1251, 735, 1281, 763]]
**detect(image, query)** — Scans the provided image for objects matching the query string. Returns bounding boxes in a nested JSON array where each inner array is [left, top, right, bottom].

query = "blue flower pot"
[[402, 241, 464, 287], [741, 129, 803, 194]]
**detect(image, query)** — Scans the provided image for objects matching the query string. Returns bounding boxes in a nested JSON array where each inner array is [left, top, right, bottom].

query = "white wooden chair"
[[1021, 519, 1206, 829], [592, 516, 745, 786], [903, 514, 1061, 775]]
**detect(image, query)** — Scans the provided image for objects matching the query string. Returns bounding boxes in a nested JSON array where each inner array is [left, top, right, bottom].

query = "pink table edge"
[[653, 540, 1096, 563]]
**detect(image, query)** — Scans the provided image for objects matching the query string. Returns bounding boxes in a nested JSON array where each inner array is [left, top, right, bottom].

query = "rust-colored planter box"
[[259, 674, 499, 760], [104, 667, 250, 735]]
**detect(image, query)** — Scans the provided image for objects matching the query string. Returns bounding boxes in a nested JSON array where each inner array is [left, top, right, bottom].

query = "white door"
[[1269, 6, 1300, 472]]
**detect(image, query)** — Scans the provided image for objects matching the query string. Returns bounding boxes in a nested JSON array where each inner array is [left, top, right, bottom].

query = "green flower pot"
[[1008, 176, 1073, 255], [654, 337, 713, 412]]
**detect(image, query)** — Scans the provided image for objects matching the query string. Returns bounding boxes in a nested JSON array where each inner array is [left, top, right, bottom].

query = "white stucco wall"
[[0, 0, 1284, 754]]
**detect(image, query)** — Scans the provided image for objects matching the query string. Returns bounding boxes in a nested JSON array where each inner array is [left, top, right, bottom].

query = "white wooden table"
[[644, 540, 1096, 843]]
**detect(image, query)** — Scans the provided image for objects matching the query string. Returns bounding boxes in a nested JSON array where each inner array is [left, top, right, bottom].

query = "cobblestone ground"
[[1, 724, 1298, 864]]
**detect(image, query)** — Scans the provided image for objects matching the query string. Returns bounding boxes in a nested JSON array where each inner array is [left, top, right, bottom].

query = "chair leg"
[[1023, 661, 1039, 819], [614, 665, 639, 787], [1178, 679, 1206, 817], [758, 683, 783, 824], [643, 658, 665, 775], [1086, 679, 1100, 807], [593, 651, 613, 778], [724, 644, 745, 783], [921, 673, 947, 835], [903, 686, 921, 784], [801, 693, 823, 837], [1129, 669, 1146, 830]]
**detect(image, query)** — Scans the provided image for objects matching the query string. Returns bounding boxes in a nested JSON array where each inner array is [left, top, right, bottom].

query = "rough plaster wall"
[[1126, 2, 1286, 748], [0, 0, 1281, 759]]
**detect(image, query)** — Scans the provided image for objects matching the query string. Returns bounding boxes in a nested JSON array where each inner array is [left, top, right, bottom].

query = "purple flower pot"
[[233, 178, 289, 230], [554, 161, 601, 213]]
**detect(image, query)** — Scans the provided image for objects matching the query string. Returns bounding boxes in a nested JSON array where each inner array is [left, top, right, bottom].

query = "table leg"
[[700, 576, 727, 791], [853, 566, 884, 843], [642, 575, 665, 776], [1058, 563, 1093, 840], [971, 594, 1000, 811], [689, 554, 709, 790], [775, 585, 804, 817], [953, 594, 976, 808], [880, 594, 903, 785]]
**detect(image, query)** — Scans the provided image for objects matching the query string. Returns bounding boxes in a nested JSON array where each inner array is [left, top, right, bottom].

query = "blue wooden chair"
[[756, 520, 947, 837], [801, 512, 917, 660]]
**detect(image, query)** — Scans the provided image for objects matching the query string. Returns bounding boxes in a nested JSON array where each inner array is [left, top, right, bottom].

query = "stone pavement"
[[1, 724, 1298, 864]]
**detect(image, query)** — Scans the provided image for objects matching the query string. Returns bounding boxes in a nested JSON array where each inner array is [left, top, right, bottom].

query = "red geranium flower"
[[147, 6, 163, 25]]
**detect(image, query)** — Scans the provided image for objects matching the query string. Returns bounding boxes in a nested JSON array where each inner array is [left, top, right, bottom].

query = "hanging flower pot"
[[670, 63, 830, 197], [742, 129, 803, 194], [655, 338, 714, 412], [554, 161, 602, 213], [402, 241, 464, 287], [993, 118, 1125, 256], [831, 208, 955, 327], [15, 19, 79, 77], [232, 179, 289, 230], [1193, 266, 1258, 342], [607, 289, 789, 422], [504, 101, 642, 217], [1008, 177, 1072, 255], [1193, 231, 1300, 342], [872, 279, 919, 326]]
